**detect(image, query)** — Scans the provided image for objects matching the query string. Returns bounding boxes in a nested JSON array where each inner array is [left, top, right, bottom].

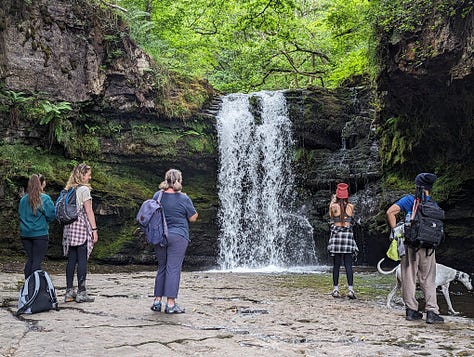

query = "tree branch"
[[100, 0, 128, 13]]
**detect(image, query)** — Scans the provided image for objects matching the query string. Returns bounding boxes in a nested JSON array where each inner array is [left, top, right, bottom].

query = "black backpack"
[[16, 270, 59, 315], [404, 192, 445, 250], [55, 187, 79, 225]]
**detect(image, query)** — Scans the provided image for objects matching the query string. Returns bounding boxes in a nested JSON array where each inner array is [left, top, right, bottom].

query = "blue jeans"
[[153, 233, 189, 298]]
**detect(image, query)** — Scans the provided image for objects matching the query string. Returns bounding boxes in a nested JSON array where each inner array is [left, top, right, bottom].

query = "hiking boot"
[[331, 290, 340, 298], [426, 311, 444, 324], [406, 308, 423, 321], [75, 290, 95, 303], [347, 290, 357, 300], [150, 301, 162, 312], [165, 304, 185, 314], [64, 288, 77, 303]]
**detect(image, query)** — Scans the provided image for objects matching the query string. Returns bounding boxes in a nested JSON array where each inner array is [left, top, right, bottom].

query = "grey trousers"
[[153, 233, 189, 299], [400, 246, 439, 313]]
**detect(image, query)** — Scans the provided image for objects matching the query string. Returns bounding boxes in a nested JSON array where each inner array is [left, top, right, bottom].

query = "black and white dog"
[[377, 258, 473, 315]]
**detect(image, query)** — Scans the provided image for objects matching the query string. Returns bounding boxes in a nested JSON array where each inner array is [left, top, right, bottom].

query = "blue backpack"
[[136, 190, 168, 246], [55, 187, 79, 225]]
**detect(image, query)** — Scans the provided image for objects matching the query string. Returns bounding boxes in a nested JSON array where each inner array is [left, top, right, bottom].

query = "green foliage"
[[379, 116, 422, 168], [0, 144, 76, 185], [131, 123, 180, 150], [113, 0, 374, 92], [0, 89, 75, 148], [372, 0, 468, 33], [0, 90, 34, 125], [36, 100, 72, 126]]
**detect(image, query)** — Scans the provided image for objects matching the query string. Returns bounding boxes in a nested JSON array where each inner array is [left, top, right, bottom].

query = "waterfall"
[[216, 91, 316, 270]]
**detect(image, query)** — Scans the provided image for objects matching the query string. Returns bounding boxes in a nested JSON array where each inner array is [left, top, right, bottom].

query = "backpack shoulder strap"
[[155, 190, 168, 235], [156, 190, 164, 203], [411, 196, 420, 217], [43, 271, 59, 307]]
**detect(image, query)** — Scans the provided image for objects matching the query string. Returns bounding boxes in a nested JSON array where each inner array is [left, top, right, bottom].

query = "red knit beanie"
[[336, 183, 349, 199]]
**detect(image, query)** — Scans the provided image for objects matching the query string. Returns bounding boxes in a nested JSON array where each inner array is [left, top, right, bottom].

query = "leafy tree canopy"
[[108, 0, 373, 92]]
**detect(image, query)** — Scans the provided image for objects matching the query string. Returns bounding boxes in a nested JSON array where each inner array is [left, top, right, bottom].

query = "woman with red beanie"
[[328, 182, 358, 299]]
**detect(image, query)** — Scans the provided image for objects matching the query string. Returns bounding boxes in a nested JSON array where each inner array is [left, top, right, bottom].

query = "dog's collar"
[[455, 271, 460, 280]]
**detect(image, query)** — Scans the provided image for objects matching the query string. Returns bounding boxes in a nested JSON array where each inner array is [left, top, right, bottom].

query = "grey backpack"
[[136, 190, 168, 247], [16, 270, 59, 315], [55, 187, 79, 225]]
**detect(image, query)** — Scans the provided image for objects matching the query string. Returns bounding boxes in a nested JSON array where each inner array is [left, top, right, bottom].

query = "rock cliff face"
[[285, 86, 385, 264], [1, 0, 153, 107], [0, 0, 218, 268], [1, 0, 472, 271], [376, 1, 474, 268]]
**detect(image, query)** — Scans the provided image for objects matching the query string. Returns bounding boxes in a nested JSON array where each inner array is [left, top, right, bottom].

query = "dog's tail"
[[376, 258, 399, 275]]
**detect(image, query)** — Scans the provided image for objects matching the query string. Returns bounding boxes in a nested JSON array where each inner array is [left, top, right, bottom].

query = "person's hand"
[[92, 230, 98, 243]]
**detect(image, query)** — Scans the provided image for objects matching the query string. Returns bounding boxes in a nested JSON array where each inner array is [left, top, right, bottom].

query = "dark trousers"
[[66, 242, 88, 291], [21, 237, 49, 279], [332, 253, 354, 287], [153, 233, 189, 299]]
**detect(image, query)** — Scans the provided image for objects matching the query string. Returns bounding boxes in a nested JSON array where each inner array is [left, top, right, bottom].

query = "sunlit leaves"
[[113, 0, 374, 92]]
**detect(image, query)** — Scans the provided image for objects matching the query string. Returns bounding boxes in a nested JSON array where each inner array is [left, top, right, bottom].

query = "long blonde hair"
[[27, 174, 45, 214], [159, 169, 183, 191], [65, 163, 92, 190]]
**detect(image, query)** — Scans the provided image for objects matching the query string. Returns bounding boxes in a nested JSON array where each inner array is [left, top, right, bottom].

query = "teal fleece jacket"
[[19, 193, 56, 238]]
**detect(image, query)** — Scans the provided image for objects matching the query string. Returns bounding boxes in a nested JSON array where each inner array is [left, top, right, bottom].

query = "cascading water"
[[216, 91, 316, 270]]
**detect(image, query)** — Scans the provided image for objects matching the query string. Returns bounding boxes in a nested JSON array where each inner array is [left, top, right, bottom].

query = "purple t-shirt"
[[152, 191, 197, 240]]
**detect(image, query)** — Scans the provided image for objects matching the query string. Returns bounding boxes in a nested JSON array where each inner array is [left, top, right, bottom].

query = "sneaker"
[[406, 308, 423, 321], [426, 310, 444, 324], [347, 290, 357, 300], [150, 301, 162, 312], [331, 290, 340, 298], [75, 290, 95, 303], [64, 288, 77, 303], [165, 304, 185, 314]]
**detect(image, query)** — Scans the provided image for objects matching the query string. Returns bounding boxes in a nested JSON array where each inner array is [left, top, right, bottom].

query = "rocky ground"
[[0, 267, 473, 357]]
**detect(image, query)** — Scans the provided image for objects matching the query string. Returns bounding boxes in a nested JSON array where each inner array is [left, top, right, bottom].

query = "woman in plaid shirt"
[[62, 163, 98, 303], [328, 182, 358, 300]]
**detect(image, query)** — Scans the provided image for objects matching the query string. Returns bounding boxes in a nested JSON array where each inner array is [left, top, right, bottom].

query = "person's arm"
[[329, 201, 340, 218], [43, 195, 56, 223], [386, 203, 401, 230], [83, 199, 98, 243], [188, 212, 198, 222]]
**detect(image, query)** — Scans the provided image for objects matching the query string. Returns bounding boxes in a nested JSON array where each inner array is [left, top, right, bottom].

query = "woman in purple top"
[[150, 169, 198, 314]]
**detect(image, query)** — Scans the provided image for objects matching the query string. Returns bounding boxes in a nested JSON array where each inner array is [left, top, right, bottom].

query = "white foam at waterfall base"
[[216, 90, 317, 270]]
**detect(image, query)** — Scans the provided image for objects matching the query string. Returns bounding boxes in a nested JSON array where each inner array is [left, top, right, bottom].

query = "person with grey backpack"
[[149, 169, 198, 314]]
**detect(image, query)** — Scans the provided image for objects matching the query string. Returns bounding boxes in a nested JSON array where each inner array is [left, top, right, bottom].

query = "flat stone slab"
[[1, 271, 473, 356]]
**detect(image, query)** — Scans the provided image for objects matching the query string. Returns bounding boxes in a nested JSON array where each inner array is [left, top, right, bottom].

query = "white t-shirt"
[[76, 185, 92, 208]]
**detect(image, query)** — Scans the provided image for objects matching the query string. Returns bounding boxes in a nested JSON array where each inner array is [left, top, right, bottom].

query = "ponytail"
[[27, 174, 45, 214], [338, 198, 348, 221]]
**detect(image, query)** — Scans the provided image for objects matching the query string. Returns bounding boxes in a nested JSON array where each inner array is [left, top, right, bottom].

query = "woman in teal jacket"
[[18, 174, 56, 278]]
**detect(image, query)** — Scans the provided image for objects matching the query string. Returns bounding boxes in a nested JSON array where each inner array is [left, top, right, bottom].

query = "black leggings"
[[332, 253, 354, 287], [21, 237, 49, 279], [66, 242, 88, 291]]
